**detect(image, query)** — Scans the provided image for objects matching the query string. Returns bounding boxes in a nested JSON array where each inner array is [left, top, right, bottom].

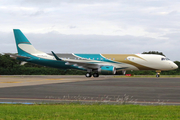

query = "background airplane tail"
[[13, 29, 44, 56]]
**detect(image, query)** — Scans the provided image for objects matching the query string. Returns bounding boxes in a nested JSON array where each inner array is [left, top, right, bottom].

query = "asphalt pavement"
[[0, 76, 180, 104]]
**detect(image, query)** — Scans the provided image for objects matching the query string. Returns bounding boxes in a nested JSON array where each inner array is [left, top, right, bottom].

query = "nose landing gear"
[[156, 73, 160, 78], [156, 70, 161, 78]]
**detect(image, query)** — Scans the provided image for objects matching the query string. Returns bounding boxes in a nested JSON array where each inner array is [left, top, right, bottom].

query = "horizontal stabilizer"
[[5, 53, 30, 59], [51, 51, 62, 61]]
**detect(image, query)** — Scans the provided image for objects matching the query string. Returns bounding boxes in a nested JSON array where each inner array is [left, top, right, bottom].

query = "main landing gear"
[[85, 72, 99, 78], [85, 73, 92, 77], [93, 73, 99, 77]]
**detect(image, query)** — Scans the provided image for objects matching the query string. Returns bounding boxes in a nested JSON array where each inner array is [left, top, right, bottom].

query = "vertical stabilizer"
[[13, 29, 45, 56], [13, 29, 31, 55], [13, 29, 31, 45]]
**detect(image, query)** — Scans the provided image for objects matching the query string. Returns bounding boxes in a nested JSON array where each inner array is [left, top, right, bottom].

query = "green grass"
[[0, 104, 180, 120]]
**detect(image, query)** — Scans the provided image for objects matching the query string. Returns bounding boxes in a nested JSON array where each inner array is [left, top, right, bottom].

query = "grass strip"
[[0, 104, 180, 120]]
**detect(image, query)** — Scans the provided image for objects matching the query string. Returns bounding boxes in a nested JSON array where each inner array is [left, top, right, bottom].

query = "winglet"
[[51, 51, 62, 61]]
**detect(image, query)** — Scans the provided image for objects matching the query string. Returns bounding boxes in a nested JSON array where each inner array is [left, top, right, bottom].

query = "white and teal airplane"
[[9, 29, 178, 77]]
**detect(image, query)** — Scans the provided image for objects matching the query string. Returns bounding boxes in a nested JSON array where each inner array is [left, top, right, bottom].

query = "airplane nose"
[[173, 63, 178, 69], [169, 62, 178, 70]]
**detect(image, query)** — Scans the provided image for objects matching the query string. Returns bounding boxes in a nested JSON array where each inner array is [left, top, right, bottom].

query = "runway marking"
[[46, 79, 63, 80], [0, 78, 64, 84], [0, 82, 21, 83]]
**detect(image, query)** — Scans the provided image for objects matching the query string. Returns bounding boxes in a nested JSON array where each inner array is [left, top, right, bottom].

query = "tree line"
[[0, 53, 180, 75]]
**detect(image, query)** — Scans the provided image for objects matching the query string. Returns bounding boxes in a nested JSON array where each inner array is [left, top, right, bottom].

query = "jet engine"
[[98, 66, 116, 75]]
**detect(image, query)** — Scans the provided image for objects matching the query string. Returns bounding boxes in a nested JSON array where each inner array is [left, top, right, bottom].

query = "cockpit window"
[[161, 58, 170, 61], [161, 58, 165, 61]]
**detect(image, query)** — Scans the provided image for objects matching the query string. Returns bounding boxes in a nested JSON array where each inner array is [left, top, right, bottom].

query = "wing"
[[51, 51, 103, 70]]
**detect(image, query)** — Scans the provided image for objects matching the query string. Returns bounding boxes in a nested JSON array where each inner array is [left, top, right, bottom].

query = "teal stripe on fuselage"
[[17, 54, 85, 70], [74, 54, 102, 60], [74, 54, 120, 64]]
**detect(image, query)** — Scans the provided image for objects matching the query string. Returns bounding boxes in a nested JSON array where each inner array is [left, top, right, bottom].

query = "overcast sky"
[[0, 0, 180, 61]]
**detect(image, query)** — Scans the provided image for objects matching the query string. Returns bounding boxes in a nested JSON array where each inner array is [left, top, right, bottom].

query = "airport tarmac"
[[0, 75, 180, 105]]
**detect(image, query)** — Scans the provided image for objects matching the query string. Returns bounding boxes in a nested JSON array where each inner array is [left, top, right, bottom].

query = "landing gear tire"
[[156, 73, 160, 78], [93, 73, 99, 77], [155, 70, 161, 78], [85, 73, 92, 78]]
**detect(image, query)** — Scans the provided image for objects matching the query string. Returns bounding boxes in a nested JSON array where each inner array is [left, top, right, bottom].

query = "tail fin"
[[13, 29, 31, 45], [13, 29, 31, 55], [13, 29, 45, 56]]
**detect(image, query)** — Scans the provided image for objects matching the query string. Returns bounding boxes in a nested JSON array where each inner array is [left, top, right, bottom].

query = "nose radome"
[[169, 62, 178, 69], [171, 62, 178, 69], [173, 63, 178, 69]]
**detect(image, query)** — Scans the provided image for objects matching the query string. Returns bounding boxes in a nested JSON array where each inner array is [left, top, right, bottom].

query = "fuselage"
[[20, 51, 178, 72]]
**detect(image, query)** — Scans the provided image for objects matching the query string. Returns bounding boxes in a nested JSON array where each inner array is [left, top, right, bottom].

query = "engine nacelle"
[[98, 66, 116, 75]]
